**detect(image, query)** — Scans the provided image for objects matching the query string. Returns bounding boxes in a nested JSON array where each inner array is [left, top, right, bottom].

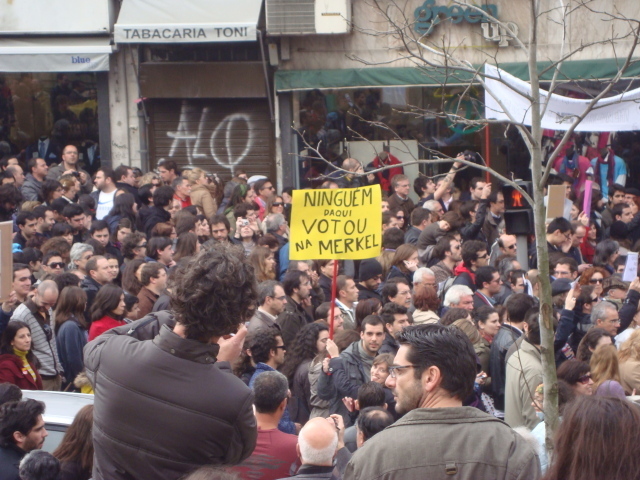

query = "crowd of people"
[[0, 145, 639, 480]]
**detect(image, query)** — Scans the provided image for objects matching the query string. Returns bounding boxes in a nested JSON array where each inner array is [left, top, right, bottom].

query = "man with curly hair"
[[84, 244, 258, 480]]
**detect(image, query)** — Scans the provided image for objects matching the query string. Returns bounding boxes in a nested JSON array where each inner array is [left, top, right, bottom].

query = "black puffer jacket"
[[84, 311, 257, 480]]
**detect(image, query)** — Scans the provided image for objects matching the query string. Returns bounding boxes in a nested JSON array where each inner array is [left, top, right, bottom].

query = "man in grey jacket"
[[84, 245, 258, 480], [10, 281, 63, 391], [20, 158, 48, 202], [344, 324, 541, 480]]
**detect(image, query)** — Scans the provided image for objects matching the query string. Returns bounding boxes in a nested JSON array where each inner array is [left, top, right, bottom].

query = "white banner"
[[484, 64, 640, 131], [0, 53, 110, 73]]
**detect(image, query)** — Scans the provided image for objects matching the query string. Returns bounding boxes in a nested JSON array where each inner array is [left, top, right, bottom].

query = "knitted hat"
[[358, 259, 383, 282]]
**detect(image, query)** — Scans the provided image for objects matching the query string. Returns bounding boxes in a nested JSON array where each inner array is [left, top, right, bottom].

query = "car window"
[[41, 424, 67, 453]]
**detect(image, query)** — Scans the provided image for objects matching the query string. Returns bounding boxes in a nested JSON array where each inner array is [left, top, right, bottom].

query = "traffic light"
[[502, 181, 533, 235]]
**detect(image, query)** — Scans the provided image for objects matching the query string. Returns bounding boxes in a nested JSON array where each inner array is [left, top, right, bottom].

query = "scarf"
[[353, 341, 375, 382], [453, 263, 476, 283], [594, 147, 616, 190], [14, 348, 36, 382]]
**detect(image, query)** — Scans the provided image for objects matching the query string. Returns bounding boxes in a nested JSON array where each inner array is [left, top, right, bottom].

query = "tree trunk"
[[527, 0, 559, 458]]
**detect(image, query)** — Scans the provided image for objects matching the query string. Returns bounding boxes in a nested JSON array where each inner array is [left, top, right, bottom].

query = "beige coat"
[[619, 357, 640, 394], [412, 309, 439, 325], [344, 407, 541, 480], [505, 339, 543, 430], [190, 184, 218, 219]]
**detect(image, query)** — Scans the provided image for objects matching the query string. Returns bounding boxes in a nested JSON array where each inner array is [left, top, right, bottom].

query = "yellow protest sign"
[[289, 185, 382, 260]]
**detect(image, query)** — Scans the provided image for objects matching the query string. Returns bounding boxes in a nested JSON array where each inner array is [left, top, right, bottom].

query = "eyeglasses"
[[136, 243, 147, 248], [273, 295, 287, 301], [477, 253, 488, 259], [589, 278, 604, 284], [388, 364, 420, 378], [577, 374, 592, 384], [506, 245, 516, 250], [47, 262, 65, 269], [396, 215, 404, 220], [275, 345, 287, 350], [272, 202, 283, 206]]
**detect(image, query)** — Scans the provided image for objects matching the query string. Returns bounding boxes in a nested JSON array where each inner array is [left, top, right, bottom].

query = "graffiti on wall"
[[158, 100, 255, 175]]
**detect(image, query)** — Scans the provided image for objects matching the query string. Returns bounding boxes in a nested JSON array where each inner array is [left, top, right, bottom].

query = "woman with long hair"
[[266, 195, 285, 216], [544, 396, 640, 480], [593, 239, 620, 275], [195, 215, 210, 244], [617, 328, 640, 394], [386, 244, 419, 284], [577, 266, 607, 299], [281, 322, 329, 424], [41, 179, 63, 205], [55, 286, 88, 389], [173, 232, 200, 262], [0, 321, 42, 390], [121, 259, 146, 296], [412, 284, 440, 325], [474, 306, 500, 378], [112, 218, 133, 250], [557, 359, 594, 396], [580, 221, 599, 264], [248, 246, 276, 282], [576, 327, 613, 363], [354, 298, 382, 332], [104, 193, 137, 234], [53, 404, 94, 480], [590, 344, 626, 398], [88, 284, 126, 341], [186, 168, 218, 219]]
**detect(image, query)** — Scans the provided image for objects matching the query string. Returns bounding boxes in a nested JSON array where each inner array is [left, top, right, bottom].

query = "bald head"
[[298, 417, 338, 466], [342, 158, 361, 172]]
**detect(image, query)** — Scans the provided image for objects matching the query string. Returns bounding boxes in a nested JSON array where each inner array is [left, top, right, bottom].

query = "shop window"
[[0, 72, 101, 174], [295, 86, 487, 187]]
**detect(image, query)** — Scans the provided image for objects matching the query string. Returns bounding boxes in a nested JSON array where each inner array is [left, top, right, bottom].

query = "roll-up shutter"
[[148, 99, 275, 179]]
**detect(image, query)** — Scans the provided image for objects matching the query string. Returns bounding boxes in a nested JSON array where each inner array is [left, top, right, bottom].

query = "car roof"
[[21, 390, 94, 426]]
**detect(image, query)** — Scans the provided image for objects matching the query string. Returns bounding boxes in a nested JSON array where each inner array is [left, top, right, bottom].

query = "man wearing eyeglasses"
[[591, 301, 621, 336], [253, 178, 276, 221], [343, 324, 540, 480], [10, 280, 63, 391], [248, 280, 286, 336], [387, 175, 415, 222]]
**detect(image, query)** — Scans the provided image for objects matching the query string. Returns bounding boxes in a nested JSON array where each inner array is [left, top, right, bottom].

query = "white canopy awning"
[[0, 37, 113, 72], [114, 0, 263, 44]]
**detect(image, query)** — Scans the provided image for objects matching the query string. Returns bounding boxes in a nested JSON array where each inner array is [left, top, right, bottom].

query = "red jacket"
[[89, 316, 126, 341], [370, 154, 404, 193], [0, 354, 43, 390]]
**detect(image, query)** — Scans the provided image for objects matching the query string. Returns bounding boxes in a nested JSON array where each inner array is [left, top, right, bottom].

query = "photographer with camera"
[[46, 145, 93, 194]]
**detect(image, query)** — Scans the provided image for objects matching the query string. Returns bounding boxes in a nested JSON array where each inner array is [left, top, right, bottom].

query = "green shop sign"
[[414, 0, 517, 47]]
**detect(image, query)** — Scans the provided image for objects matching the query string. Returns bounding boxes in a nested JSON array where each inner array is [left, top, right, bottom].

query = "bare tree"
[[296, 0, 640, 455]]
